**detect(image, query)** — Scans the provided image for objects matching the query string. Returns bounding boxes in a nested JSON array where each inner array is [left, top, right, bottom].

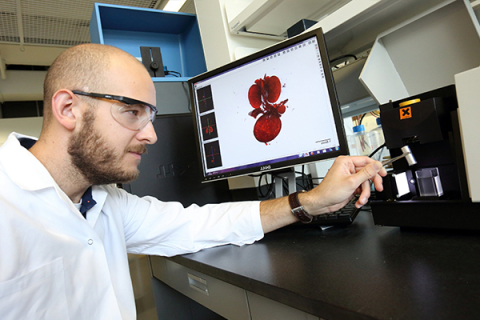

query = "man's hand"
[[260, 156, 387, 233], [300, 156, 387, 216]]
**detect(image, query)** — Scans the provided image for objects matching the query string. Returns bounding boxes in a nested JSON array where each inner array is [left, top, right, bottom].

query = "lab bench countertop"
[[163, 211, 480, 319]]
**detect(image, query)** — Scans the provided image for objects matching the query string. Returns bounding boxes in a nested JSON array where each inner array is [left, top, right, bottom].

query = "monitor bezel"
[[188, 27, 348, 182]]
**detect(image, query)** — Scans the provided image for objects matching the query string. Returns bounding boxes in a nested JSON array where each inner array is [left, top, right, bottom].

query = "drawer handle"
[[187, 273, 209, 296]]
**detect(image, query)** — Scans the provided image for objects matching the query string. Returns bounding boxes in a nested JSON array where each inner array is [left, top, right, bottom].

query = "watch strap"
[[288, 190, 313, 223]]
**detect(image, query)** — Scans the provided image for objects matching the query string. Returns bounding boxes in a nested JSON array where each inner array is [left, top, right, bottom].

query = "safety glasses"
[[72, 90, 157, 131]]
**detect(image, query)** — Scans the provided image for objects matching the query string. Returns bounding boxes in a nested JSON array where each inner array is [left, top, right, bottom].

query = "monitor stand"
[[273, 168, 297, 198]]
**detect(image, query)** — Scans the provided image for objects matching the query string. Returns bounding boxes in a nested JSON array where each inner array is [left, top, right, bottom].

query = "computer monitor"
[[189, 27, 348, 183]]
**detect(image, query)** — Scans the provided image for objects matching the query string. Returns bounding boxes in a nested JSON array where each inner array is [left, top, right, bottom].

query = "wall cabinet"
[[89, 3, 207, 114]]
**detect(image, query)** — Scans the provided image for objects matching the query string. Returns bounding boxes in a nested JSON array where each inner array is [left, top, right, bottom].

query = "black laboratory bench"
[[149, 211, 480, 320]]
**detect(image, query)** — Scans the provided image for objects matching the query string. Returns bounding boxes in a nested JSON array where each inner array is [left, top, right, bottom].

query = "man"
[[0, 44, 386, 319]]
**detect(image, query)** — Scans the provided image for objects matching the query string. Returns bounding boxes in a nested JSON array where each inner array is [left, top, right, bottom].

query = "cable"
[[290, 165, 313, 191], [368, 143, 386, 158], [282, 178, 289, 196], [256, 172, 275, 199], [164, 68, 182, 77], [359, 113, 367, 125], [253, 168, 324, 198], [370, 110, 380, 118], [330, 54, 357, 65]]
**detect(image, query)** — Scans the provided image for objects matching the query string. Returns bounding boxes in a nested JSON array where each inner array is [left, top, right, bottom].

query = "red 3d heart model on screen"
[[248, 75, 288, 144]]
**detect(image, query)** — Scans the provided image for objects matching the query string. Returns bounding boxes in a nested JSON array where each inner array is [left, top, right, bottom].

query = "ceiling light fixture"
[[163, 0, 187, 12]]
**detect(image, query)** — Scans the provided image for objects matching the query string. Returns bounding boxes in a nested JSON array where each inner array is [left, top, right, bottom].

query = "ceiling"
[[0, 0, 196, 106], [0, 0, 195, 65]]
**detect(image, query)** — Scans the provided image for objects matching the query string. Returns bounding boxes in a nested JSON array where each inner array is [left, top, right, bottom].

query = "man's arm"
[[260, 156, 386, 233]]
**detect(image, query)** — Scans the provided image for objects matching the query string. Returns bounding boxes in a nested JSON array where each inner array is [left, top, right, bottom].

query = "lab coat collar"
[[0, 133, 108, 225], [0, 132, 55, 191]]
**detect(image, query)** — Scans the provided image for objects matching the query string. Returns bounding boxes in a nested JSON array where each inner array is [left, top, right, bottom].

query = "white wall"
[[0, 71, 46, 102], [194, 0, 279, 70], [0, 117, 43, 146], [0, 44, 66, 103]]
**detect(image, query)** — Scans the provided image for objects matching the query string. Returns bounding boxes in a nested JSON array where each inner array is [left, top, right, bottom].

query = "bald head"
[[43, 44, 150, 126]]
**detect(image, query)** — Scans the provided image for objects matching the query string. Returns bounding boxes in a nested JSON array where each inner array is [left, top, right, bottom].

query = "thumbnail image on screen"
[[200, 112, 218, 141], [196, 85, 214, 113], [204, 140, 222, 169]]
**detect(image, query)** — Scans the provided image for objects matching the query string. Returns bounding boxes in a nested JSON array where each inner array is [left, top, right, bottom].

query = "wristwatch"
[[288, 190, 313, 223]]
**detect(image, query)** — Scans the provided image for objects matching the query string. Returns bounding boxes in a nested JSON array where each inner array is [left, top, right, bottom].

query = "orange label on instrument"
[[400, 107, 412, 119]]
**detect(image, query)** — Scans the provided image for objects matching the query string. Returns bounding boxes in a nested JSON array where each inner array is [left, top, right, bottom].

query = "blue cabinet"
[[90, 3, 206, 114], [90, 3, 207, 83]]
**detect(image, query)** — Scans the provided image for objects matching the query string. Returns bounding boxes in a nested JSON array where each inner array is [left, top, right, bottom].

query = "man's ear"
[[51, 89, 80, 131]]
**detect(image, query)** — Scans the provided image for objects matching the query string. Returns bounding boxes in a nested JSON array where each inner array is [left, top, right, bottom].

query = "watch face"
[[292, 208, 313, 223]]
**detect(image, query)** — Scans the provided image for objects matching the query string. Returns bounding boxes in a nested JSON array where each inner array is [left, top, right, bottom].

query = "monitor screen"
[[189, 27, 348, 182]]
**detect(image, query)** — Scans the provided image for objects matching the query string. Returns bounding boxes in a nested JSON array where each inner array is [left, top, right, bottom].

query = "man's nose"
[[137, 121, 157, 144]]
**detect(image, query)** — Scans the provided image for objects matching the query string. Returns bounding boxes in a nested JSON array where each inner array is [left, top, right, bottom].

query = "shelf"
[[321, 0, 450, 58], [90, 3, 207, 80], [225, 0, 350, 38]]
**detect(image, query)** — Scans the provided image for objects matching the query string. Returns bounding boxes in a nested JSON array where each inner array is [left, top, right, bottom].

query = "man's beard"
[[67, 109, 147, 185]]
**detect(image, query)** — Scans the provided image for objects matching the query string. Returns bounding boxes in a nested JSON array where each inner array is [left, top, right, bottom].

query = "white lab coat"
[[0, 132, 263, 319]]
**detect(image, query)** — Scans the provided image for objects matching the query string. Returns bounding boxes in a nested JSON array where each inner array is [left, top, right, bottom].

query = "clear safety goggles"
[[72, 90, 157, 131]]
